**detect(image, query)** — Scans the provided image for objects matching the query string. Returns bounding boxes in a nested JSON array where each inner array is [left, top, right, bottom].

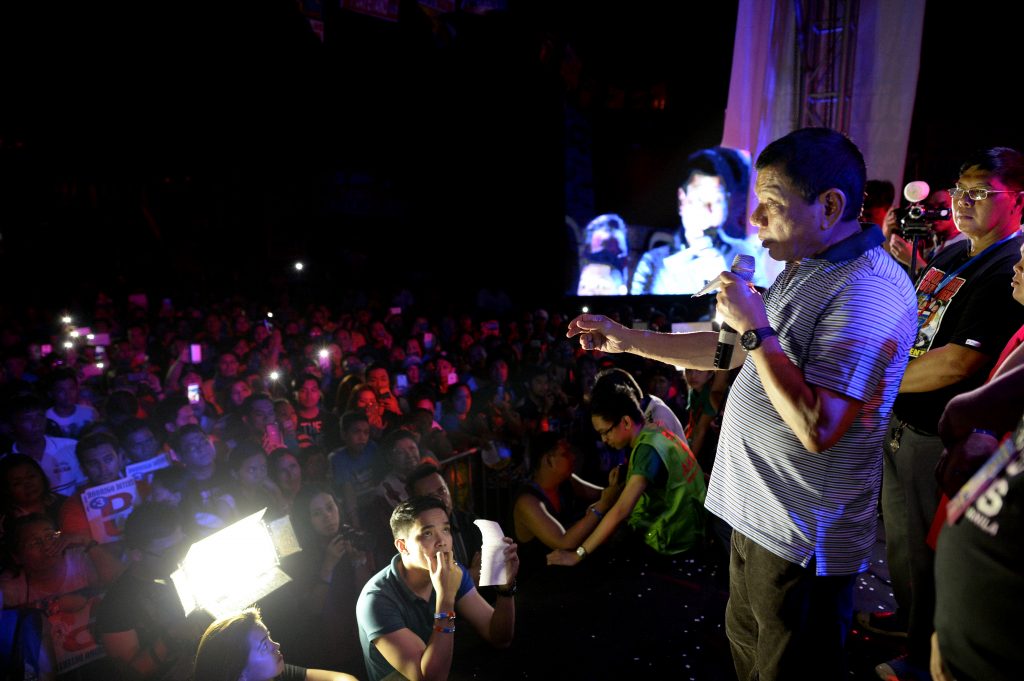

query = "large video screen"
[[571, 146, 770, 297]]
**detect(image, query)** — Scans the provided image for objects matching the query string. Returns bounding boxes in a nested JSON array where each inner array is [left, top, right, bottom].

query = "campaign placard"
[[51, 593, 106, 673], [82, 477, 139, 544], [125, 452, 172, 482]]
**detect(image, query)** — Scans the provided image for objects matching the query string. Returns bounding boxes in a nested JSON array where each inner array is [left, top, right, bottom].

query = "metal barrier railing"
[[437, 444, 522, 524]]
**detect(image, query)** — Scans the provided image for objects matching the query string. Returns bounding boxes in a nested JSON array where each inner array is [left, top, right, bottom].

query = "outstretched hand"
[[566, 314, 630, 353]]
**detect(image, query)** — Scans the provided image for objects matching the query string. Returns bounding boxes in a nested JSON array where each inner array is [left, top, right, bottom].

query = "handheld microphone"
[[713, 254, 756, 369]]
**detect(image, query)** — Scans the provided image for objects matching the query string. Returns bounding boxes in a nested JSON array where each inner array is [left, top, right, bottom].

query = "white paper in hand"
[[473, 519, 509, 587]]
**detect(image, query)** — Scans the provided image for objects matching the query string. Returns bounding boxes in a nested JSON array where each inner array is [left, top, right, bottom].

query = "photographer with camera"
[[888, 187, 963, 276], [283, 482, 373, 674], [872, 148, 1024, 680]]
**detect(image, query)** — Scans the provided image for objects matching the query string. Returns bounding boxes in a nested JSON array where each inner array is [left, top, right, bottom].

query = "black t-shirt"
[[181, 468, 233, 537], [934, 453, 1024, 681], [93, 572, 193, 680], [894, 236, 1024, 432], [509, 480, 586, 578], [296, 409, 341, 451]]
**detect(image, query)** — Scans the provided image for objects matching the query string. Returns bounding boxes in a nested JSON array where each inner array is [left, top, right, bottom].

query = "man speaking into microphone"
[[567, 128, 917, 681]]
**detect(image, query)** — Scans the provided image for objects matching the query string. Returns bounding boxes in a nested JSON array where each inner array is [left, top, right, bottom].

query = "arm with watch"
[[513, 468, 623, 551], [546, 473, 649, 566], [715, 270, 865, 454]]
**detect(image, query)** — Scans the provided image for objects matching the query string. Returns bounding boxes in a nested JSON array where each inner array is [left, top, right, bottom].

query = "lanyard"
[[919, 232, 1018, 307]]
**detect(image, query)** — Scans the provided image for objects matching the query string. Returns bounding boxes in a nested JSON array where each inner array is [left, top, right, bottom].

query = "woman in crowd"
[[269, 447, 303, 513], [1, 513, 121, 609], [192, 607, 358, 681], [217, 441, 286, 521], [344, 383, 388, 439], [0, 454, 66, 528], [280, 484, 372, 674]]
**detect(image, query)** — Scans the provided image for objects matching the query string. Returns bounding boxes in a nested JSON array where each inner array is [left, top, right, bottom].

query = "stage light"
[[63, 341, 73, 349], [267, 312, 274, 318], [294, 262, 304, 271], [170, 509, 300, 620], [69, 330, 79, 338], [318, 349, 329, 360], [269, 371, 280, 381], [581, 306, 590, 313], [61, 315, 72, 325], [96, 362, 104, 369], [86, 334, 95, 341]]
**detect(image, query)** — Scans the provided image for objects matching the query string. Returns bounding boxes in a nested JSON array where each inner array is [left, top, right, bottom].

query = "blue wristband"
[[589, 505, 604, 519]]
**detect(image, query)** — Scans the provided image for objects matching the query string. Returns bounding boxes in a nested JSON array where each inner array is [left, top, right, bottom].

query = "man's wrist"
[[495, 579, 517, 598]]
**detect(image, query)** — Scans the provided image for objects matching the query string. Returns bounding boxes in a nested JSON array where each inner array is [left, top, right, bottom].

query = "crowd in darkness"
[[0, 287, 729, 680], [6, 132, 1024, 681]]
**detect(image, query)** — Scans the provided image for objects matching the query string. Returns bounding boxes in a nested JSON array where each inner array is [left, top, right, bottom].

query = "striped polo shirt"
[[705, 225, 917, 575]]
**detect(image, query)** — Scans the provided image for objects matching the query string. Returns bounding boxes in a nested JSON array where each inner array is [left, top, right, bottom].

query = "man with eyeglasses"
[[546, 382, 706, 566], [567, 128, 918, 680], [94, 503, 211, 680], [873, 147, 1024, 681]]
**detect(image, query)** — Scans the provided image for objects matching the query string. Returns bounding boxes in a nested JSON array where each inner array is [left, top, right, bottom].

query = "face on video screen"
[[572, 146, 766, 298]]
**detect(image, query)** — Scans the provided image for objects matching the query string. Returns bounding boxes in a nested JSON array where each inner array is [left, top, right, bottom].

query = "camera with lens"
[[337, 523, 375, 553], [895, 203, 951, 238]]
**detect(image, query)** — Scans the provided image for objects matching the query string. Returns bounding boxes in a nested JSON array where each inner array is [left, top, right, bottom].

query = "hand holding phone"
[[264, 423, 285, 452]]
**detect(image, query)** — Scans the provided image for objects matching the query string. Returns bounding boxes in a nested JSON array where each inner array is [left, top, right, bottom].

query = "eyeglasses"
[[23, 531, 60, 551], [947, 186, 1021, 202], [595, 418, 621, 439]]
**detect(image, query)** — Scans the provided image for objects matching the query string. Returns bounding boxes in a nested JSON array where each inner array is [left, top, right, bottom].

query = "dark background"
[[1, 1, 1021, 316]]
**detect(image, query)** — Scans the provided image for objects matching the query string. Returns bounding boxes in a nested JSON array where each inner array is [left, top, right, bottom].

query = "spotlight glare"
[[269, 371, 280, 381], [69, 330, 79, 338], [63, 341, 73, 349], [318, 349, 329, 359], [581, 306, 589, 314], [267, 312, 274, 318], [61, 315, 72, 324], [96, 362, 104, 369], [169, 509, 299, 619], [294, 262, 304, 272], [86, 334, 95, 341]]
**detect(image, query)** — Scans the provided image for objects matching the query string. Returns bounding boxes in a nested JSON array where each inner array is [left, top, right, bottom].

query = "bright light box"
[[170, 509, 301, 619]]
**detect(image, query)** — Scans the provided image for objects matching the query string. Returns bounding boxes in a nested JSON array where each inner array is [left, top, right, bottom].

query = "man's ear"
[[395, 537, 407, 555], [819, 188, 848, 228]]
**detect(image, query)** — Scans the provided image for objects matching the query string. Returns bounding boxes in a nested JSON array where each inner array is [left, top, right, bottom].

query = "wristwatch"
[[740, 326, 777, 351], [576, 545, 588, 560], [495, 580, 518, 598]]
